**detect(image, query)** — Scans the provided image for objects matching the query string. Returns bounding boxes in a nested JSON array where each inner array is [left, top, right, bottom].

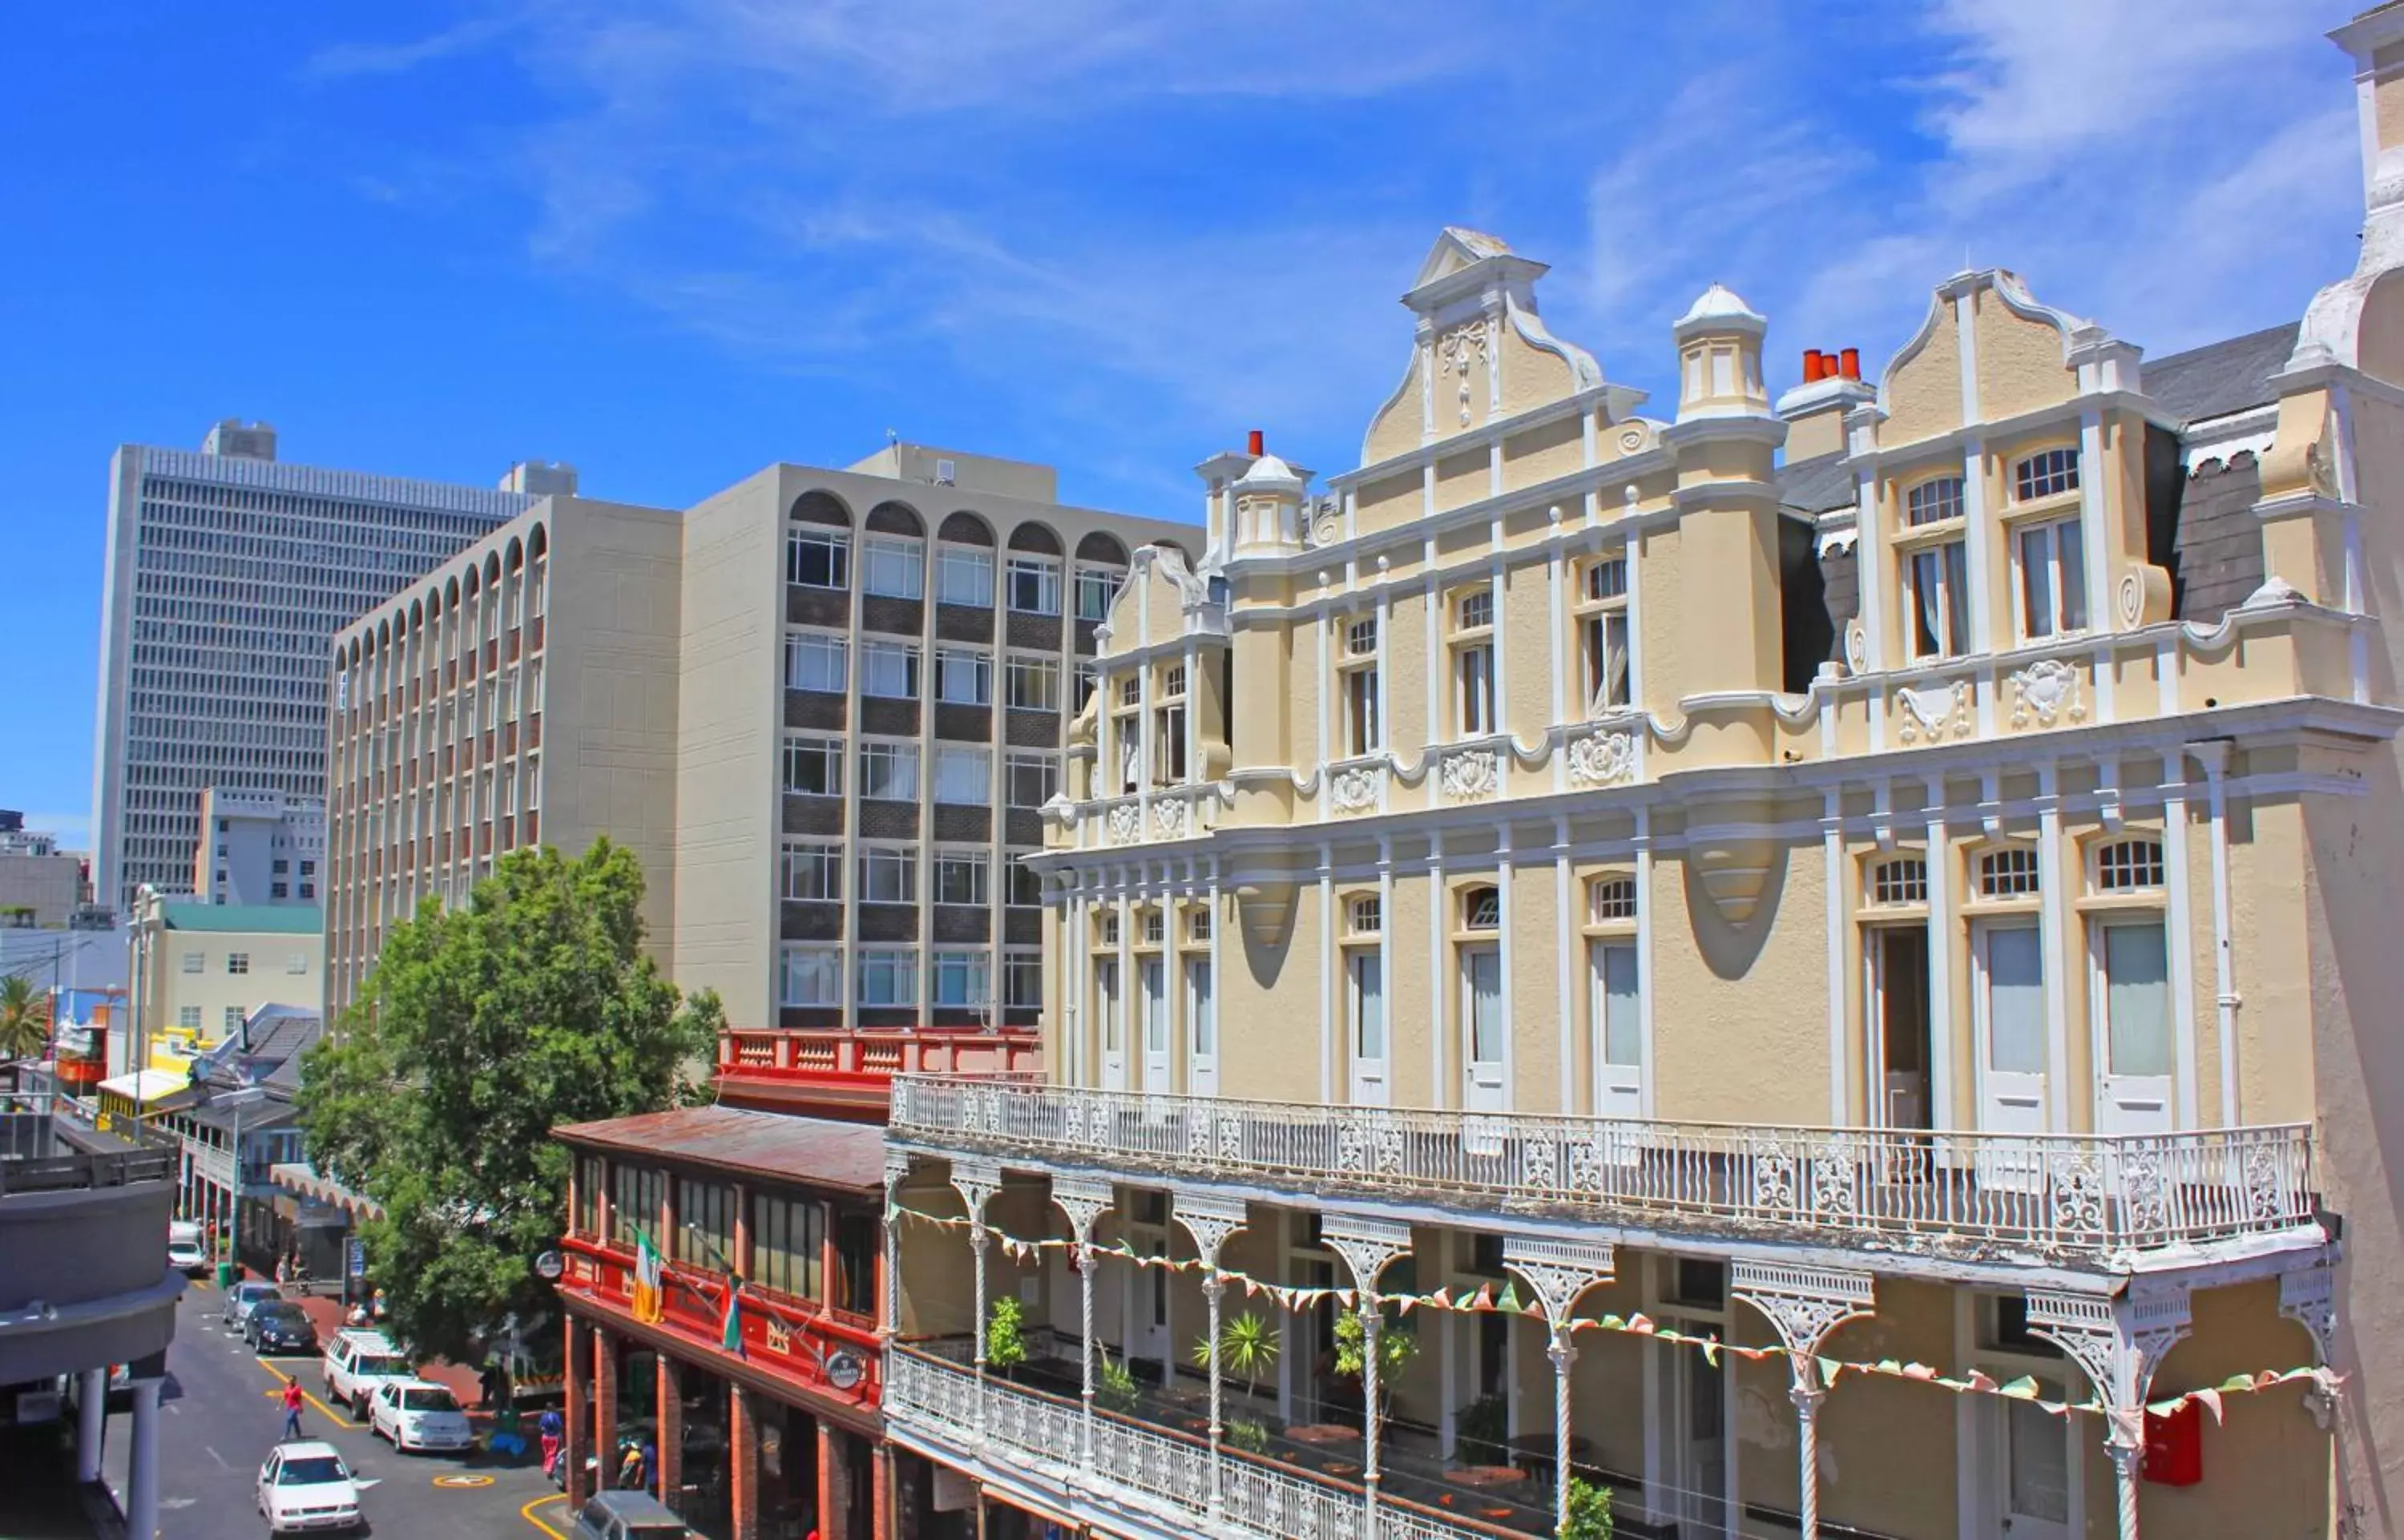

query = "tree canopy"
[[0, 974, 50, 1061], [296, 839, 719, 1364]]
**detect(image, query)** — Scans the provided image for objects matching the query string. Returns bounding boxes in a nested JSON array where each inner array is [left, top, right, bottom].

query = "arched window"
[[2012, 447, 2079, 502], [1347, 895, 1382, 936], [1587, 876, 1638, 922], [2094, 837, 2165, 893], [1869, 856, 1927, 905], [1462, 885, 1501, 930], [1977, 847, 2042, 899], [1905, 476, 1965, 526]]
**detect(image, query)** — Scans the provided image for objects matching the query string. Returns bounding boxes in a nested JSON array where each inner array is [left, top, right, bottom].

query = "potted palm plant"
[[1193, 1310, 1280, 1409]]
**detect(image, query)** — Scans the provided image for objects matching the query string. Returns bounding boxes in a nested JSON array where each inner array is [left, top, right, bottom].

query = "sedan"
[[248, 1302, 321, 1356], [368, 1380, 475, 1453], [222, 1280, 284, 1328], [256, 1441, 365, 1534]]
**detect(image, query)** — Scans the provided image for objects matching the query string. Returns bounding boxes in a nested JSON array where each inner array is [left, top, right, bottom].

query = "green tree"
[[985, 1296, 1028, 1375], [0, 975, 50, 1061], [1333, 1309, 1418, 1417], [296, 840, 719, 1365]]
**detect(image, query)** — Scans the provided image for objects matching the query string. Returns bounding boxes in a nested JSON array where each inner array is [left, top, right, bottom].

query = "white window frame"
[[861, 536, 924, 599], [934, 745, 990, 804], [1003, 949, 1043, 1009], [1005, 752, 1059, 809], [1902, 537, 1971, 659], [857, 949, 919, 1007], [1007, 557, 1062, 616], [780, 841, 843, 901], [1075, 564, 1122, 622], [784, 734, 845, 796], [934, 646, 993, 706], [859, 640, 922, 699], [857, 844, 918, 905], [780, 946, 841, 1006], [933, 848, 990, 907], [1005, 653, 1061, 712], [857, 740, 919, 801], [2014, 514, 2090, 640], [932, 950, 992, 1009], [937, 546, 994, 607], [785, 631, 849, 694], [787, 529, 849, 590]]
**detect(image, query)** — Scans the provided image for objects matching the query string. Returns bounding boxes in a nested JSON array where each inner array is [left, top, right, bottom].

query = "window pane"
[[1096, 960, 1121, 1050], [1942, 540, 1970, 654], [1142, 959, 1166, 1051], [1910, 549, 1943, 658], [938, 549, 993, 607], [2018, 524, 2055, 639], [2104, 922, 2172, 1077], [1599, 943, 1640, 1066], [2057, 520, 2088, 631], [2008, 1393, 2070, 1522], [1188, 960, 1214, 1056], [1466, 948, 1502, 1063], [1984, 926, 2046, 1074], [1352, 953, 1384, 1060]]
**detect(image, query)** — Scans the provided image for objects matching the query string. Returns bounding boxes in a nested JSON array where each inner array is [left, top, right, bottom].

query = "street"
[[95, 1278, 575, 1539]]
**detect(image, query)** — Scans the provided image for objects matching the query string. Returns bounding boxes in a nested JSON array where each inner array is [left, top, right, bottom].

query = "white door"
[[1592, 941, 1643, 1120], [2092, 918, 2175, 1135], [1462, 945, 1505, 1112], [1974, 922, 2048, 1190], [1349, 950, 1388, 1106], [1998, 1386, 2072, 1540], [1096, 958, 1125, 1090], [1140, 957, 1169, 1090], [1185, 959, 1217, 1097], [1669, 1316, 1728, 1538]]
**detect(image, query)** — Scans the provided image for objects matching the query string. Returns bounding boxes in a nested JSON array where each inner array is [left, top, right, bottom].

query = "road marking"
[[434, 1473, 495, 1488], [522, 1493, 570, 1539]]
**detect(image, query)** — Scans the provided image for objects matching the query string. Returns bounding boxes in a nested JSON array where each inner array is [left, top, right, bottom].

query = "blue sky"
[[0, 0, 2362, 851]]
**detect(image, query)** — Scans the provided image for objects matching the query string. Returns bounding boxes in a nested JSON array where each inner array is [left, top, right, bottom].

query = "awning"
[[96, 1069, 194, 1104], [269, 1162, 385, 1221]]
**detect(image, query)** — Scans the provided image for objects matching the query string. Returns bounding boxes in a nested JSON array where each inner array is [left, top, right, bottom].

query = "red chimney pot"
[[1247, 429, 1265, 457], [1840, 347, 1861, 380], [1801, 350, 1824, 381]]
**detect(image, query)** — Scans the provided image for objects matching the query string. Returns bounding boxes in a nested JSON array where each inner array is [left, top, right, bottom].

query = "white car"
[[256, 1441, 364, 1533], [368, 1378, 474, 1453], [322, 1328, 414, 1416], [166, 1236, 209, 1273]]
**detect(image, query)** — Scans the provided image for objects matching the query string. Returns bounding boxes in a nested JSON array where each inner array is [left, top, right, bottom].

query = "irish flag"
[[631, 1233, 665, 1324], [720, 1280, 745, 1358]]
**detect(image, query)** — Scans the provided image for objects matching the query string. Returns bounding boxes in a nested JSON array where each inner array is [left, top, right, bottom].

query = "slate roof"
[[195, 1005, 321, 1092], [553, 1105, 886, 1195], [1776, 451, 1857, 515], [2141, 323, 2297, 425]]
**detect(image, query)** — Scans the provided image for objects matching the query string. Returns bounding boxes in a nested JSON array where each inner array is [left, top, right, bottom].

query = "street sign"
[[534, 1250, 563, 1281], [345, 1238, 366, 1278]]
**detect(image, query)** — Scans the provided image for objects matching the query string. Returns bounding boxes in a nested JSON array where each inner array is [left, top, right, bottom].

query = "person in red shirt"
[[280, 1375, 305, 1441]]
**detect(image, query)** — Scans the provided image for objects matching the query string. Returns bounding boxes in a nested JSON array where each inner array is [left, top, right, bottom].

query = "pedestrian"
[[280, 1374, 305, 1442], [274, 1255, 288, 1287], [538, 1405, 564, 1478], [639, 1437, 656, 1493], [616, 1439, 643, 1490], [371, 1287, 388, 1322]]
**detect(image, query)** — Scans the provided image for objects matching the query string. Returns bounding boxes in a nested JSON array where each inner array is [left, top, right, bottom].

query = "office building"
[[0, 812, 85, 928], [88, 418, 571, 912], [879, 13, 2404, 1540], [192, 787, 324, 905], [325, 445, 1193, 1029]]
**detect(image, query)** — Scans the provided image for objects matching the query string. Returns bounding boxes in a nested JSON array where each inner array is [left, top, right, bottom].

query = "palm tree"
[[1193, 1310, 1280, 1403], [0, 975, 51, 1061]]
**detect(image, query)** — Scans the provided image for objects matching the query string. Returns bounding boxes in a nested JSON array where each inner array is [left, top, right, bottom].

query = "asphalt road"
[[96, 1277, 576, 1539]]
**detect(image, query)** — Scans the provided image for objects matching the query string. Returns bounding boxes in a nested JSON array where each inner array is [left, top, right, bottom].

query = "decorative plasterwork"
[[1330, 762, 1385, 816], [1565, 728, 1638, 789], [1153, 797, 1192, 839], [1731, 1262, 1875, 1361], [1107, 803, 1142, 845], [1321, 1215, 1412, 1294], [2279, 1264, 2337, 1365], [2027, 1284, 2192, 1435], [2007, 658, 2084, 730], [1438, 746, 1502, 802], [1894, 679, 1971, 745], [949, 1159, 1003, 1219], [1173, 1194, 1248, 1265], [1501, 1238, 1616, 1328], [1048, 1175, 1114, 1240], [1438, 317, 1498, 427]]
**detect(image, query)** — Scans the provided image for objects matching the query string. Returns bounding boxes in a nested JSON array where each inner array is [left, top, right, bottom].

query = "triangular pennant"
[[1967, 1370, 1999, 1393], [1495, 1280, 1522, 1314], [1902, 1362, 1938, 1381], [1700, 1338, 1720, 1368], [1627, 1312, 1655, 1335], [1595, 1312, 1624, 1330], [2194, 1388, 2225, 1426], [1395, 1295, 1417, 1315], [1817, 1357, 1841, 1389]]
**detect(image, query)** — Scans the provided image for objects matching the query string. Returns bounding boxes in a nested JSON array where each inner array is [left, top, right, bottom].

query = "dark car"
[[569, 1490, 690, 1540], [247, 1302, 320, 1355]]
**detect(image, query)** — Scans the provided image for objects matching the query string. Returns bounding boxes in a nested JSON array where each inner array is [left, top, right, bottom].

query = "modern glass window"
[[785, 736, 844, 796], [1906, 476, 1965, 526], [787, 530, 849, 590], [857, 949, 918, 1006], [1004, 950, 1043, 1008], [1005, 654, 1060, 712], [2099, 920, 2173, 1078], [2013, 448, 2080, 502], [676, 1179, 735, 1268], [1349, 951, 1385, 1061], [1456, 643, 1496, 735], [858, 742, 918, 800], [1186, 958, 1215, 1058], [749, 1195, 823, 1300], [858, 845, 918, 904], [1904, 539, 1971, 659], [228, 953, 250, 975], [780, 841, 842, 901], [1006, 858, 1043, 908], [933, 951, 991, 1008], [785, 632, 848, 693], [859, 641, 922, 699], [934, 746, 990, 804], [780, 946, 841, 1006], [937, 547, 993, 607], [934, 849, 990, 905], [934, 647, 992, 705], [1074, 660, 1100, 712], [1005, 752, 1059, 808], [2015, 516, 2089, 639], [1075, 565, 1120, 621], [862, 537, 923, 599], [1595, 941, 1640, 1067], [1007, 558, 1062, 615]]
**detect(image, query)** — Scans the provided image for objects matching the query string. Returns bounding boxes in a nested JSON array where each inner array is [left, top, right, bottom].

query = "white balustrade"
[[890, 1077, 2316, 1261]]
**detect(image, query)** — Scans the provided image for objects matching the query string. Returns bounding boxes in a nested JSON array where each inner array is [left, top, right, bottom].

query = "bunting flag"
[[720, 1278, 745, 1357], [631, 1229, 666, 1325]]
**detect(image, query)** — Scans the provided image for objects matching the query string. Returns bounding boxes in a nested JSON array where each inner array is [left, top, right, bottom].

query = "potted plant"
[[984, 1296, 1028, 1379], [1563, 1475, 1615, 1540], [1453, 1392, 1509, 1466], [1333, 1310, 1418, 1421], [1194, 1311, 1281, 1406], [1097, 1346, 1140, 1414], [1225, 1417, 1270, 1454]]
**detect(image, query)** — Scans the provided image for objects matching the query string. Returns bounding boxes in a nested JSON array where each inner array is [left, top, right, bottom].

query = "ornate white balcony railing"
[[889, 1076, 2319, 1264], [885, 1344, 1501, 1540]]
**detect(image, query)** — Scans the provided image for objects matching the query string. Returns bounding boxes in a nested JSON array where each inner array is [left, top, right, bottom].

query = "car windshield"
[[278, 1457, 349, 1486], [625, 1524, 691, 1538], [359, 1354, 410, 1377], [258, 1305, 307, 1322], [240, 1285, 279, 1302], [401, 1388, 458, 1412]]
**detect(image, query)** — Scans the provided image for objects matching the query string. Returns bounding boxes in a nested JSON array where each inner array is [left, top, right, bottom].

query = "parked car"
[[222, 1280, 283, 1328], [167, 1232, 209, 1275], [569, 1490, 691, 1540], [323, 1328, 414, 1416], [256, 1441, 365, 1534], [367, 1379, 474, 1453], [247, 1302, 321, 1355]]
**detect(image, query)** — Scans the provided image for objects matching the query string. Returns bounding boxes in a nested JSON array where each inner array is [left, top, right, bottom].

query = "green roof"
[[159, 902, 323, 935]]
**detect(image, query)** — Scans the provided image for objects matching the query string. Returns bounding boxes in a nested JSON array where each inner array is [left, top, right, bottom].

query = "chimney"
[[1247, 429, 1265, 457], [1774, 345, 1876, 461]]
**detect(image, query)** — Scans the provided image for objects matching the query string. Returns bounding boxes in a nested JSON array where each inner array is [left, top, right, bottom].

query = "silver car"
[[222, 1280, 284, 1328]]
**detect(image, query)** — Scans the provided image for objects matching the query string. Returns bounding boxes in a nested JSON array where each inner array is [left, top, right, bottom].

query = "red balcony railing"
[[716, 1026, 1041, 1119]]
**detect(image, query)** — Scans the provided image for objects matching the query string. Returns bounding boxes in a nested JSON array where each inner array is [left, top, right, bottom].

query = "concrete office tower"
[[192, 788, 325, 905], [325, 445, 1194, 1028], [88, 419, 570, 913]]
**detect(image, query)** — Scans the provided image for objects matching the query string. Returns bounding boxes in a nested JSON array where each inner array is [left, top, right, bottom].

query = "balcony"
[[888, 1077, 2319, 1268], [716, 1027, 1041, 1119]]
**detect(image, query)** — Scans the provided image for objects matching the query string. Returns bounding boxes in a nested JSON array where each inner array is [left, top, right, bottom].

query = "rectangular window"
[[1596, 941, 1640, 1067], [859, 641, 922, 699], [934, 647, 992, 705], [1458, 590, 1494, 631], [1344, 667, 1381, 754], [785, 735, 844, 796], [182, 951, 203, 974], [270, 882, 288, 899], [859, 845, 918, 904], [1075, 565, 1119, 621], [780, 841, 842, 901], [2099, 920, 2172, 1078], [2015, 517, 2089, 639], [1006, 857, 1043, 907], [936, 546, 993, 607], [934, 849, 990, 906], [862, 537, 924, 599], [780, 947, 841, 1006], [1005, 654, 1060, 712], [300, 860, 316, 877], [1095, 957, 1122, 1051], [934, 745, 990, 804], [785, 632, 849, 693], [1074, 660, 1100, 712], [1345, 615, 1377, 656], [1982, 925, 2047, 1074], [933, 951, 991, 1008], [1005, 950, 1043, 1008], [859, 741, 918, 800], [179, 1005, 202, 1030], [1463, 946, 1502, 1064], [272, 858, 290, 874], [1905, 540, 1971, 659], [1456, 644, 1496, 736], [611, 1166, 665, 1249], [1006, 752, 1059, 808], [1187, 959, 1215, 1058], [749, 1194, 824, 1300], [675, 1178, 736, 1269], [1583, 611, 1631, 712], [286, 953, 309, 975], [1155, 703, 1187, 782], [224, 1005, 245, 1034], [1114, 716, 1143, 795], [1007, 558, 1062, 615], [1349, 951, 1385, 1061], [857, 949, 918, 1006], [575, 1155, 603, 1238], [787, 530, 849, 590], [227, 953, 250, 975], [1348, 895, 1382, 935]]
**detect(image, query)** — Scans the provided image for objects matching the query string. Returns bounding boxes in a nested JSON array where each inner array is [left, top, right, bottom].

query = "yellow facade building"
[[881, 12, 2404, 1540]]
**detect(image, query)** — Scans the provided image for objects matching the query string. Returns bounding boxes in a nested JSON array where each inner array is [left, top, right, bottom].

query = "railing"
[[716, 1027, 1042, 1105], [886, 1345, 1503, 1540], [0, 1092, 177, 1194], [889, 1077, 2319, 1264]]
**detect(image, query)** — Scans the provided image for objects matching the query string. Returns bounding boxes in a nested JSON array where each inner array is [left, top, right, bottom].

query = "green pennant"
[[1496, 1280, 1522, 1314]]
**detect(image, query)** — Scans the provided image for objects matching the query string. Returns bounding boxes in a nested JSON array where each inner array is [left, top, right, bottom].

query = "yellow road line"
[[521, 1493, 570, 1539], [252, 1361, 358, 1430]]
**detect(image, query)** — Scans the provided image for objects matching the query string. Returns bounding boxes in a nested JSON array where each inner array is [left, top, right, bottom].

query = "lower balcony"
[[716, 1027, 1040, 1119]]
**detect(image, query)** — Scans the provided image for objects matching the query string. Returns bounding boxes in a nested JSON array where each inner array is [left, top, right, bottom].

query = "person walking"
[[279, 1374, 305, 1442], [538, 1405, 564, 1479]]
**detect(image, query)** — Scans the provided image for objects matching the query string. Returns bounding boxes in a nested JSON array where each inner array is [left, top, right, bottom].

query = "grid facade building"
[[89, 421, 562, 913]]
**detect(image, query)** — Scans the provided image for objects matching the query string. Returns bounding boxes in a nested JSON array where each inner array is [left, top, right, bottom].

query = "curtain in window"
[[2102, 922, 2172, 1076]]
